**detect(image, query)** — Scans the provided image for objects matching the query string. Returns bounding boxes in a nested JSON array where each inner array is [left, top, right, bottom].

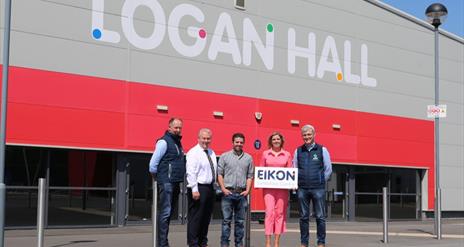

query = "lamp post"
[[425, 2, 448, 240], [0, 1, 13, 247]]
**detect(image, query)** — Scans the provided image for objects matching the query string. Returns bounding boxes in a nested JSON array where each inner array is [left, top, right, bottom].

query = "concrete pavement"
[[5, 219, 464, 247]]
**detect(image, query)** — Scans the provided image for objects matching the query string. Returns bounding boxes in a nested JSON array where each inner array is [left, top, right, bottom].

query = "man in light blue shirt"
[[149, 118, 185, 247], [293, 124, 332, 247]]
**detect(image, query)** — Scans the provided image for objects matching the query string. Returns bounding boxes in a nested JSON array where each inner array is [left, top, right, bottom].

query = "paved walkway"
[[5, 219, 464, 247]]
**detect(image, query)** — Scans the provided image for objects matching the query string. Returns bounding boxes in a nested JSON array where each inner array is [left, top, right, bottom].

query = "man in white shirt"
[[186, 128, 217, 247]]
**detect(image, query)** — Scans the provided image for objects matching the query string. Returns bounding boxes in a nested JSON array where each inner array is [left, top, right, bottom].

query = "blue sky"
[[381, 0, 464, 37]]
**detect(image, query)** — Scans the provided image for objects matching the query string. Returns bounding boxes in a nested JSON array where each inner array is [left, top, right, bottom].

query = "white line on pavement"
[[250, 229, 464, 239]]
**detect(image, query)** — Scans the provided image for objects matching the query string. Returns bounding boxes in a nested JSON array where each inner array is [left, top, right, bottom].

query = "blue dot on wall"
[[92, 29, 102, 39], [254, 140, 261, 150]]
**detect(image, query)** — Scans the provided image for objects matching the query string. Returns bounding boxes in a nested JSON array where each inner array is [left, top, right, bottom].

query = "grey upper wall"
[[1, 0, 462, 120], [1, 0, 463, 211]]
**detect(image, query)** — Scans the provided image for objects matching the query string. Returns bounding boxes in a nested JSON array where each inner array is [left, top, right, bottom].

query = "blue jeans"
[[297, 188, 327, 246], [221, 193, 248, 247], [157, 182, 180, 247]]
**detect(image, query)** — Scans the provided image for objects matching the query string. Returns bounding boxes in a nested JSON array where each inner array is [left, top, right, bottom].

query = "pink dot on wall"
[[199, 29, 206, 39]]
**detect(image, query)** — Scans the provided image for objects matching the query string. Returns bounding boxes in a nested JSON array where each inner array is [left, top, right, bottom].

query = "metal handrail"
[[355, 192, 418, 196], [6, 186, 116, 191]]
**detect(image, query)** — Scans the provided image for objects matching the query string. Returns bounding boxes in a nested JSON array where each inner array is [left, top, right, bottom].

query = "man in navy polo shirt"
[[293, 125, 332, 247]]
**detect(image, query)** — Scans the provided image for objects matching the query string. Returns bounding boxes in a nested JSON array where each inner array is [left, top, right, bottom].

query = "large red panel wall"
[[1, 65, 435, 209]]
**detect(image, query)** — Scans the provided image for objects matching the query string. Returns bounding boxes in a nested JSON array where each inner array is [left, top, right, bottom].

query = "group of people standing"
[[149, 118, 332, 247]]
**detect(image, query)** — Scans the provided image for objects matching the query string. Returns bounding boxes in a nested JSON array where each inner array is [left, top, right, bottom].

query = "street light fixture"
[[426, 3, 448, 28], [425, 2, 448, 240]]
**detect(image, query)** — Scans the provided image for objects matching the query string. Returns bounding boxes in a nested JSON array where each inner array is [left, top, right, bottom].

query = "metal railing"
[[6, 185, 116, 228]]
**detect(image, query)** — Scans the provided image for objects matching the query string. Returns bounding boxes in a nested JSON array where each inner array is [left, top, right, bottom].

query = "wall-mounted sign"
[[427, 105, 447, 118], [91, 0, 378, 87], [254, 167, 298, 189], [254, 139, 261, 150]]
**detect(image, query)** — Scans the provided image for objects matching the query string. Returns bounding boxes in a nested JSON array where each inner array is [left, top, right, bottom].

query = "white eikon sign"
[[254, 167, 298, 189]]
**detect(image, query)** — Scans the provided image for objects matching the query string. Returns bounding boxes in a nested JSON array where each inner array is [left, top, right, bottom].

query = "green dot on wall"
[[267, 23, 274, 32]]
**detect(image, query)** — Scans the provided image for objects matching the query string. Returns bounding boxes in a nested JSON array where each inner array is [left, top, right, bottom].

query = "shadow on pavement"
[[50, 240, 98, 247], [407, 228, 434, 235]]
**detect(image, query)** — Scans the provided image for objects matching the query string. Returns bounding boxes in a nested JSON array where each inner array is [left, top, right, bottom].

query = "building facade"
[[1, 0, 463, 227]]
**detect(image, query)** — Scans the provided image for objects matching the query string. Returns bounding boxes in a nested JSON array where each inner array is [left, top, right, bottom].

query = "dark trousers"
[[187, 184, 215, 247], [157, 182, 180, 247], [297, 188, 327, 246]]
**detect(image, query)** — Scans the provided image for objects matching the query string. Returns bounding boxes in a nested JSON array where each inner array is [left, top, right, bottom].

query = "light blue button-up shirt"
[[148, 140, 167, 174]]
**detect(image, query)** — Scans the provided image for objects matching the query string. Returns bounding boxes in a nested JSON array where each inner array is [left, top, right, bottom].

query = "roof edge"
[[364, 0, 464, 44]]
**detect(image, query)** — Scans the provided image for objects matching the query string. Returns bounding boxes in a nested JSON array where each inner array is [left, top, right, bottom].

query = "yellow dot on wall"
[[337, 72, 343, 81]]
